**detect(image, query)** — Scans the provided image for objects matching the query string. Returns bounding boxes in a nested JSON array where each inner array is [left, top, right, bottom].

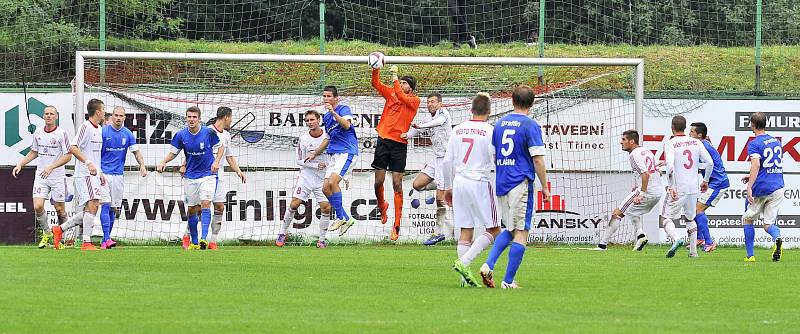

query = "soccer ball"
[[368, 51, 385, 69]]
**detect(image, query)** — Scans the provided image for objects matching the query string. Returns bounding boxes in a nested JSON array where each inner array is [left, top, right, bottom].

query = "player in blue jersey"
[[741, 112, 784, 262], [688, 122, 729, 252], [306, 86, 359, 237], [480, 86, 550, 289], [157, 106, 225, 250], [98, 106, 148, 249]]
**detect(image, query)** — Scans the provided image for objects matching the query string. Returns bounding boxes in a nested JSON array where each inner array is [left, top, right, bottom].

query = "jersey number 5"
[[500, 129, 516, 157]]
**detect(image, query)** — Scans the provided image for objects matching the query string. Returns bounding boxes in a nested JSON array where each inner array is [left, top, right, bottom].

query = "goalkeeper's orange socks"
[[376, 185, 388, 224], [393, 191, 403, 228]]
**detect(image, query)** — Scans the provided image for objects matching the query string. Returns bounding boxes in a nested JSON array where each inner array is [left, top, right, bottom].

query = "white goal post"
[[75, 51, 644, 133], [72, 51, 645, 245]]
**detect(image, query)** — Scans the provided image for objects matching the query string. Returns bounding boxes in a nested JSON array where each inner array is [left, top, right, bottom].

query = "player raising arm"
[[157, 106, 225, 250], [12, 106, 72, 248], [371, 64, 420, 241], [401, 92, 453, 245], [741, 112, 784, 262]]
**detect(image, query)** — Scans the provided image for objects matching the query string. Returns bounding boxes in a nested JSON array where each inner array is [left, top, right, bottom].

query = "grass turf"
[[1, 244, 796, 333]]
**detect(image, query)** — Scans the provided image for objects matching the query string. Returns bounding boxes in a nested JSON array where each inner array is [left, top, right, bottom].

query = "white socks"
[[663, 218, 679, 242], [319, 212, 330, 242], [210, 212, 223, 243], [599, 217, 620, 246], [686, 220, 698, 255], [36, 212, 50, 234], [459, 232, 494, 266], [81, 213, 95, 243], [281, 208, 296, 235]]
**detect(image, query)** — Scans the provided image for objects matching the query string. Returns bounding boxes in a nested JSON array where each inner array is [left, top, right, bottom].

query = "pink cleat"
[[100, 240, 109, 250], [276, 234, 286, 247], [704, 241, 717, 252], [107, 239, 117, 248], [182, 235, 190, 250]]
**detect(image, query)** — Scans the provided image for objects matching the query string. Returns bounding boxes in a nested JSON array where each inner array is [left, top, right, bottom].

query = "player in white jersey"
[[12, 106, 72, 248], [595, 130, 662, 252], [179, 107, 247, 250], [52, 99, 107, 251], [662, 115, 713, 258], [278, 110, 332, 248], [401, 92, 453, 245], [441, 93, 500, 287]]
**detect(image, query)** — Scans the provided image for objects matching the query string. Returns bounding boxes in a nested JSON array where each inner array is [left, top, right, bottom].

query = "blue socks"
[[504, 242, 526, 285], [694, 212, 713, 245], [200, 208, 212, 240], [100, 203, 112, 242], [486, 230, 513, 270], [328, 192, 349, 220], [188, 214, 199, 244], [766, 224, 781, 242], [744, 224, 755, 258]]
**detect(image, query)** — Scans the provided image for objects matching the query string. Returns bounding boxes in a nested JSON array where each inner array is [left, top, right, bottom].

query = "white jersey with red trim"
[[70, 120, 103, 177]]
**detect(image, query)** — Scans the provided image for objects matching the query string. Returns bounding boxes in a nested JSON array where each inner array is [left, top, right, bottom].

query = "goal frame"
[[74, 51, 644, 133]]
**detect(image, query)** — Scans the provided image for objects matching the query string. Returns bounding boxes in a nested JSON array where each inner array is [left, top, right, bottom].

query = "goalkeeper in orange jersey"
[[371, 64, 420, 241]]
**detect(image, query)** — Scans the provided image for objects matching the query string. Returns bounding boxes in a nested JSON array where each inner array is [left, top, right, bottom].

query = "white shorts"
[[497, 179, 534, 231], [293, 175, 327, 203], [743, 189, 783, 225], [661, 192, 699, 221], [99, 174, 125, 207], [421, 157, 445, 190], [618, 190, 661, 218], [184, 176, 216, 207], [698, 188, 725, 207], [213, 175, 227, 203], [325, 153, 356, 179], [74, 175, 102, 206], [452, 175, 500, 229], [32, 177, 66, 202]]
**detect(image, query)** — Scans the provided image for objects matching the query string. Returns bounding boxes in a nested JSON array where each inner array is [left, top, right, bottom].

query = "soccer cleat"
[[181, 235, 190, 250], [338, 218, 356, 237], [100, 240, 109, 250], [38, 233, 51, 249], [208, 242, 218, 250], [593, 245, 608, 251], [74, 240, 82, 249], [107, 239, 117, 248], [467, 35, 478, 49], [316, 239, 328, 248], [772, 238, 783, 262], [275, 233, 286, 247], [452, 259, 481, 287], [52, 226, 64, 250], [390, 226, 400, 241], [378, 201, 389, 225], [422, 234, 446, 246], [744, 256, 756, 262], [80, 242, 98, 251], [328, 219, 346, 232], [686, 239, 705, 250], [688, 252, 698, 258], [633, 236, 648, 251], [479, 263, 495, 288], [188, 244, 201, 250], [199, 239, 209, 250], [703, 241, 717, 252], [665, 239, 685, 258], [501, 281, 521, 289]]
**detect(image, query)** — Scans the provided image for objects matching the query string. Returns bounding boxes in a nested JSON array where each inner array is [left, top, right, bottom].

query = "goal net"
[[72, 51, 643, 246]]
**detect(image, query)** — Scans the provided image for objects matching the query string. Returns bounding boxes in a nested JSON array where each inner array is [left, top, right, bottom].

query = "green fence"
[[1, 0, 798, 96]]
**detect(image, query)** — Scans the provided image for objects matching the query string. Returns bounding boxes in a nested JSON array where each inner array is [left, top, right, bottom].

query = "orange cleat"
[[52, 225, 64, 250], [182, 235, 190, 250], [390, 226, 400, 241], [80, 242, 98, 251], [378, 201, 389, 225], [208, 242, 218, 250]]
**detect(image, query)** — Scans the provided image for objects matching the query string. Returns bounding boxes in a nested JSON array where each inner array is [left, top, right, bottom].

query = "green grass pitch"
[[1, 245, 796, 333]]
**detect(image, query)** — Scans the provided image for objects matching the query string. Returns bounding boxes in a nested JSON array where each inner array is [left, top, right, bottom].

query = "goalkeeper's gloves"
[[389, 65, 398, 76]]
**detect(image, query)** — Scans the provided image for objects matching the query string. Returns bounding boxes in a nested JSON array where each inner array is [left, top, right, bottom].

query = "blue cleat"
[[422, 233, 446, 246]]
